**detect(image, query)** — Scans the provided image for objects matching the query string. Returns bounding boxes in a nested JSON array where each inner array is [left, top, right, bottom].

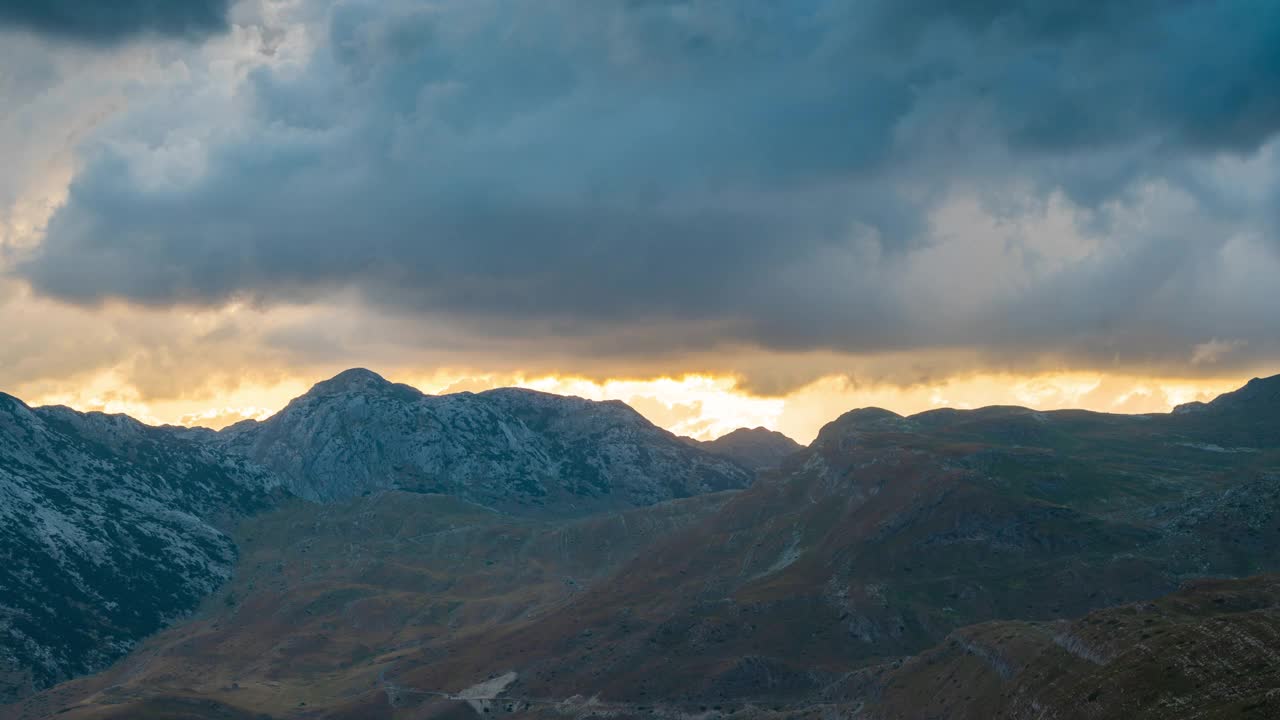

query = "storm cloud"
[[11, 0, 1280, 379], [0, 0, 233, 44]]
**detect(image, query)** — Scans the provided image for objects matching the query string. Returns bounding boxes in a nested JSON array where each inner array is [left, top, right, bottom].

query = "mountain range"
[[211, 368, 750, 510], [2, 370, 1279, 719]]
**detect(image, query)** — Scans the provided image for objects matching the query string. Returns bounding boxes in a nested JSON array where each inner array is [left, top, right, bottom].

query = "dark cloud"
[[12, 0, 1280, 376], [0, 0, 232, 44], [866, 0, 1280, 160], [868, 0, 1187, 43]]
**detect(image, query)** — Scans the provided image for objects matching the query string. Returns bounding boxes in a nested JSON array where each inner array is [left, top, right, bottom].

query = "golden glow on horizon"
[[0, 257, 1264, 445], [21, 369, 1247, 445]]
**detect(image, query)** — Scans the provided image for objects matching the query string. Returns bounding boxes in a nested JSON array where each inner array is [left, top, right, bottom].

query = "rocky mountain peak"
[[813, 406, 906, 447], [0, 391, 34, 419], [477, 387, 656, 429], [208, 370, 751, 510], [693, 426, 804, 471], [1208, 373, 1280, 409], [1169, 373, 1280, 446], [1174, 374, 1280, 415], [304, 367, 397, 396], [722, 426, 785, 439], [242, 368, 424, 434]]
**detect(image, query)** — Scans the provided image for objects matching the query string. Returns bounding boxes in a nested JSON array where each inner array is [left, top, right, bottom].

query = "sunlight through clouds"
[[18, 367, 1247, 446]]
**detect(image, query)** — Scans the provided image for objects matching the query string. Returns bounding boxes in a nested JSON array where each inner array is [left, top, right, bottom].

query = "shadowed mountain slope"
[[846, 574, 1280, 719], [3, 491, 737, 720], [0, 394, 280, 703]]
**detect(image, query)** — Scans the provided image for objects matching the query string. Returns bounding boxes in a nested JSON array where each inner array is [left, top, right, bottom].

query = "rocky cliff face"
[[0, 394, 279, 701], [213, 369, 751, 512]]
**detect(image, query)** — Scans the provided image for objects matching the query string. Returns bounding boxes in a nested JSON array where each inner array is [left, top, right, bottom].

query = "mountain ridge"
[[206, 369, 751, 510]]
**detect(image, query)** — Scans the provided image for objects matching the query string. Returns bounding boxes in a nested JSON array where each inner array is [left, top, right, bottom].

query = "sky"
[[1, 0, 1278, 444]]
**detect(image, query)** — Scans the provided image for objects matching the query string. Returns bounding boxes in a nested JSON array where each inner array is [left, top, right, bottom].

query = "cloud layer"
[[5, 0, 1280, 394], [0, 0, 233, 44]]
